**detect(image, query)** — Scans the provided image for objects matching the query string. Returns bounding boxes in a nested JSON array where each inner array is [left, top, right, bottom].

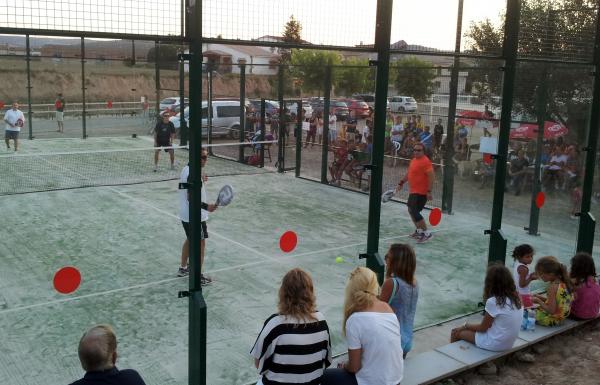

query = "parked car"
[[352, 93, 375, 108], [340, 99, 370, 118], [311, 100, 350, 121], [330, 100, 350, 121], [159, 96, 189, 112], [169, 100, 246, 138], [286, 101, 313, 119], [388, 96, 418, 113], [249, 99, 280, 118]]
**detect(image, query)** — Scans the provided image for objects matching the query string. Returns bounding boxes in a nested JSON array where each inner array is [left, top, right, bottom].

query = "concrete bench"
[[401, 316, 597, 385]]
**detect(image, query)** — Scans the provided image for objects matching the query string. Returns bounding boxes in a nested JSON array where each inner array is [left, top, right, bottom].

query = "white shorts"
[[56, 111, 64, 122]]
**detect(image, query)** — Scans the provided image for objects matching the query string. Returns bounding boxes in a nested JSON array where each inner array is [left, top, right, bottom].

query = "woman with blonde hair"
[[322, 267, 403, 385], [251, 268, 332, 385]]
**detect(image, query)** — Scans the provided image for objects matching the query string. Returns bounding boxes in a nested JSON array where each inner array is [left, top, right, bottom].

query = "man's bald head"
[[78, 325, 117, 372]]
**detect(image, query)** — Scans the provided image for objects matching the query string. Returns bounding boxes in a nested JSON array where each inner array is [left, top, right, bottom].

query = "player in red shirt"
[[396, 142, 435, 243]]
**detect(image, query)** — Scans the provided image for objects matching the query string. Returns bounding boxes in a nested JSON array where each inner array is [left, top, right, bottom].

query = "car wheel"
[[230, 125, 240, 139]]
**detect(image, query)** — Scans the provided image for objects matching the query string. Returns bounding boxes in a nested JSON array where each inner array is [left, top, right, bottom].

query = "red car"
[[341, 99, 371, 119]]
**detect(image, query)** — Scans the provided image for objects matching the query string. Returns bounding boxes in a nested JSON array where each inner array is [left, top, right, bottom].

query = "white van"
[[170, 100, 247, 138]]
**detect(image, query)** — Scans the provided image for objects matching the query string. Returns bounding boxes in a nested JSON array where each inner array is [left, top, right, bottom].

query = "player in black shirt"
[[154, 113, 176, 171]]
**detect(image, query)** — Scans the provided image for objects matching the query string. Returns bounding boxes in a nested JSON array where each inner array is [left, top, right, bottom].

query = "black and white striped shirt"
[[250, 312, 332, 385]]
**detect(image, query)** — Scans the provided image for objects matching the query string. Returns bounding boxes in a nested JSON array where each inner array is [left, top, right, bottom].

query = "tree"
[[392, 57, 436, 102], [336, 58, 375, 95], [465, 0, 595, 136], [288, 49, 342, 94], [146, 44, 180, 70], [280, 15, 303, 64]]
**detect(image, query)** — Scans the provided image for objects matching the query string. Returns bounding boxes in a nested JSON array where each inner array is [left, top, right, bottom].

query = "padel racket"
[[16, 118, 24, 127], [216, 184, 234, 206]]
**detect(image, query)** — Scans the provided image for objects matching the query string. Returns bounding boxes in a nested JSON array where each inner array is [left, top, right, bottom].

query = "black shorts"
[[407, 193, 427, 222], [156, 139, 172, 151], [5, 130, 19, 140], [182, 221, 207, 240]]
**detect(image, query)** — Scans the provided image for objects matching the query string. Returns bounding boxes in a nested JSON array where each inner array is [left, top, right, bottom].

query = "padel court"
[[0, 136, 593, 385]]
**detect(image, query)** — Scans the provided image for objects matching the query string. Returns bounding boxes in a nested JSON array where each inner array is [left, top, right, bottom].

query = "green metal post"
[[527, 10, 555, 236], [577, 5, 600, 254], [526, 67, 548, 236], [81, 37, 87, 139], [260, 99, 266, 168], [365, 0, 394, 284], [25, 35, 33, 140], [239, 64, 246, 162], [188, 1, 206, 384], [487, 0, 521, 265], [278, 65, 285, 172], [155, 41, 160, 120], [441, 0, 464, 214], [179, 49, 188, 146], [295, 100, 303, 177], [321, 66, 332, 184], [207, 70, 213, 155]]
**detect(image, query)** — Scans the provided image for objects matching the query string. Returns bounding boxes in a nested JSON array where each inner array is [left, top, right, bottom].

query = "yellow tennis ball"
[[335, 256, 344, 264]]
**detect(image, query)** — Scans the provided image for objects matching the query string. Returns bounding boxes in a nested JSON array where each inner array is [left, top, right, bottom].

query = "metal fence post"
[[260, 98, 266, 167], [577, 5, 600, 254], [188, 1, 207, 384], [442, 0, 464, 214], [81, 37, 87, 139], [526, 67, 548, 236], [179, 49, 188, 146], [207, 70, 213, 155], [365, 0, 394, 284], [239, 64, 246, 162], [321, 65, 332, 184], [25, 34, 33, 140], [295, 102, 303, 177], [487, 0, 521, 265], [155, 41, 160, 122], [278, 65, 285, 172]]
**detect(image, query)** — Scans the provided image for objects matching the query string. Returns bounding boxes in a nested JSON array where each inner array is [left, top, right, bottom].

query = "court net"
[[0, 141, 278, 195]]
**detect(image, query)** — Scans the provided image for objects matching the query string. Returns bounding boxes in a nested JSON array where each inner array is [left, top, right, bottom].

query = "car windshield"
[[407, 98, 416, 103], [161, 99, 176, 105], [333, 101, 347, 107]]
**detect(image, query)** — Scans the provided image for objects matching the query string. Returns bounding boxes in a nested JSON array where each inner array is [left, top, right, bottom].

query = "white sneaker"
[[416, 233, 433, 244]]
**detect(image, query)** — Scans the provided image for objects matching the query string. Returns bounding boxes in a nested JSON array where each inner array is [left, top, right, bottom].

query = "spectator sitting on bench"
[[450, 264, 523, 351], [322, 267, 403, 385], [568, 252, 600, 320], [533, 256, 573, 326], [349, 141, 371, 190], [329, 139, 350, 186], [69, 324, 147, 385]]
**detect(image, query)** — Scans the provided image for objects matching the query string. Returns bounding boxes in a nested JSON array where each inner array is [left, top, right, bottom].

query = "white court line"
[[289, 222, 484, 259]]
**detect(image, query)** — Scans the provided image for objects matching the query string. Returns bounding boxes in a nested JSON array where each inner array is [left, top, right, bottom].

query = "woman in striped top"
[[251, 268, 332, 385]]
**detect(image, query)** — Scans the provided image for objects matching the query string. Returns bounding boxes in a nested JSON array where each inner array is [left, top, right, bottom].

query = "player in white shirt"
[[4, 101, 25, 152], [177, 149, 217, 284]]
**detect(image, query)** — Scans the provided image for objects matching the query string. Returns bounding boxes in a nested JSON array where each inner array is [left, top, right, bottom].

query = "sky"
[[1, 0, 506, 50]]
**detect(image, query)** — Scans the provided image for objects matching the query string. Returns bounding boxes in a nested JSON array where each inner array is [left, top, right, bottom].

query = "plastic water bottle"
[[526, 309, 536, 332], [521, 309, 528, 331]]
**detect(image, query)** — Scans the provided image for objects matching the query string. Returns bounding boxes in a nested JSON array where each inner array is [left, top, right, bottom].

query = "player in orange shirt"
[[396, 142, 435, 243]]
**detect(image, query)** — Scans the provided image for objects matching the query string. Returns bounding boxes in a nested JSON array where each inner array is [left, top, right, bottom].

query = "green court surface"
[[0, 137, 592, 385]]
